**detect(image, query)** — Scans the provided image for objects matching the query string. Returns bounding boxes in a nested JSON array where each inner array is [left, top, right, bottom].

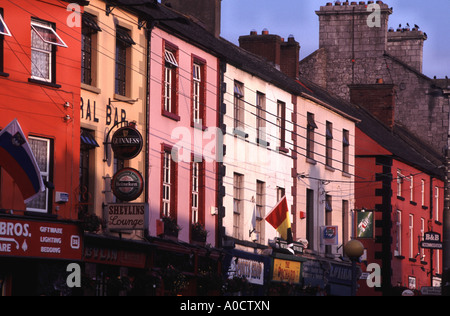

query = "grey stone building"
[[300, 1, 450, 155]]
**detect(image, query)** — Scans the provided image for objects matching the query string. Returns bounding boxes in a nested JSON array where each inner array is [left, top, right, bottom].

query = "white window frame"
[[395, 210, 402, 256], [162, 152, 172, 217], [409, 214, 414, 259], [31, 20, 54, 82], [234, 81, 245, 130], [165, 50, 178, 67], [31, 21, 67, 48], [256, 92, 266, 142], [0, 13, 11, 37], [164, 66, 172, 112], [191, 162, 199, 223], [435, 187, 439, 221], [233, 173, 244, 239], [397, 170, 403, 197], [410, 175, 414, 202], [26, 136, 50, 213], [193, 63, 202, 125], [421, 179, 425, 206]]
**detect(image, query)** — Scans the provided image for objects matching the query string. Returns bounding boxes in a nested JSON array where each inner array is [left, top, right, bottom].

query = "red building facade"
[[0, 0, 84, 296], [353, 108, 444, 296]]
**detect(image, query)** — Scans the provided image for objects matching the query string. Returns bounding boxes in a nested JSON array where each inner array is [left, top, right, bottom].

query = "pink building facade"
[[147, 26, 220, 247]]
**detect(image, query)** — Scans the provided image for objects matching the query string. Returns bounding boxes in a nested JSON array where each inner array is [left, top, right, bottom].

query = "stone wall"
[[300, 1, 450, 154]]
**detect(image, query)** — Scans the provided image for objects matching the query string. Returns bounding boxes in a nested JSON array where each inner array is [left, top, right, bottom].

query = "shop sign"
[[111, 168, 144, 202], [228, 257, 264, 285], [111, 126, 143, 160], [302, 260, 325, 288], [272, 258, 301, 285], [327, 263, 353, 286], [0, 217, 82, 260], [106, 203, 148, 231], [84, 246, 146, 269], [421, 232, 442, 249], [321, 226, 339, 246], [357, 211, 374, 238]]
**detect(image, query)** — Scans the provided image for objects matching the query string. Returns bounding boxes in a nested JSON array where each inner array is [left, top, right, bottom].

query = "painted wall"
[[355, 128, 444, 295], [80, 0, 147, 230], [295, 96, 356, 255], [222, 63, 295, 250], [147, 27, 219, 246], [0, 0, 81, 220]]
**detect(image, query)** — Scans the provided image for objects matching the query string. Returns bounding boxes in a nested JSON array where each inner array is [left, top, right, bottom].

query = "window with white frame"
[[256, 92, 266, 144], [256, 181, 265, 244], [233, 173, 244, 239], [395, 210, 402, 256], [409, 214, 414, 259], [164, 48, 178, 115], [26, 137, 51, 213], [162, 151, 172, 217], [343, 129, 350, 173], [421, 179, 425, 206], [191, 162, 199, 223], [234, 81, 245, 131], [0, 10, 11, 37], [277, 101, 286, 149], [397, 170, 403, 197], [435, 186, 439, 221], [31, 19, 67, 83], [192, 63, 203, 125], [410, 175, 414, 202]]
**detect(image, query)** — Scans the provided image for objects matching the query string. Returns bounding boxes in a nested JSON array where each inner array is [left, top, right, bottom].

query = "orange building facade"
[[0, 0, 84, 295]]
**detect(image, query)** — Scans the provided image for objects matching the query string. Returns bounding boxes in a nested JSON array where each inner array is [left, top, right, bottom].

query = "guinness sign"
[[111, 168, 144, 202], [111, 126, 143, 160]]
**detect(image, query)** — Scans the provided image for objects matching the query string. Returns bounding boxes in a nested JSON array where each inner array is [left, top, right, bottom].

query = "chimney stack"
[[239, 30, 300, 80], [161, 0, 221, 38]]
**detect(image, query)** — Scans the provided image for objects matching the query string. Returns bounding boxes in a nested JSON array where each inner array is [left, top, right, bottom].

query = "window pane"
[[0, 14, 11, 37], [31, 23, 67, 48], [31, 50, 50, 81]]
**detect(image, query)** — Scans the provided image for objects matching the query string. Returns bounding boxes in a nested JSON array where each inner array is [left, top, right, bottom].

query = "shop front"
[[223, 249, 270, 296], [0, 215, 83, 296], [268, 253, 306, 296], [82, 233, 154, 296], [301, 256, 355, 296]]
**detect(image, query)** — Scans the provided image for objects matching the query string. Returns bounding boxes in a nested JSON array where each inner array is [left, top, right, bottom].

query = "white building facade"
[[222, 62, 295, 252]]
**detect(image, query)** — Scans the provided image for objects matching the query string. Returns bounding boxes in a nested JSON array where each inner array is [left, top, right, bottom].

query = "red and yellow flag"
[[265, 196, 293, 247]]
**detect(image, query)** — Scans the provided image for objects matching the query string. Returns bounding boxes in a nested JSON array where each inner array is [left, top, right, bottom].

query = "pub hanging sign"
[[111, 125, 143, 160], [111, 168, 144, 202]]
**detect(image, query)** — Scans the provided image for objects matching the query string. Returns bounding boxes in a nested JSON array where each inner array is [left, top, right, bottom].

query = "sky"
[[221, 0, 450, 78]]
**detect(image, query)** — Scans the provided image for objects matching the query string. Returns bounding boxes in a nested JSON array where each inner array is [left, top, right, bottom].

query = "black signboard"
[[420, 232, 442, 249], [111, 126, 143, 160], [111, 168, 144, 202]]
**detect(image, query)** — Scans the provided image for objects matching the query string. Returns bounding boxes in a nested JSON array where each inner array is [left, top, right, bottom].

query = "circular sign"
[[111, 168, 144, 202], [111, 126, 143, 160]]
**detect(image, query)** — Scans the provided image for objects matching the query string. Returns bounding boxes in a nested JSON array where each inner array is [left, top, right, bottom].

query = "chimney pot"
[[262, 28, 269, 35], [376, 78, 384, 84], [250, 30, 257, 36]]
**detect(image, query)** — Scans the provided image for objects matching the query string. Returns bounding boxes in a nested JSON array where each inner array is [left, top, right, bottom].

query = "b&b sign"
[[420, 232, 443, 250]]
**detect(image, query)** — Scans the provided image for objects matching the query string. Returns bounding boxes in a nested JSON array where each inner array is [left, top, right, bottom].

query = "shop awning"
[[81, 129, 100, 149]]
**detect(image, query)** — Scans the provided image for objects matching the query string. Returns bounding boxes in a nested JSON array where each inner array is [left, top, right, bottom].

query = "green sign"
[[357, 212, 374, 238]]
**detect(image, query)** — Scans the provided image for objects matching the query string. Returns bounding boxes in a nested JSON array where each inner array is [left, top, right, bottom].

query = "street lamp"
[[344, 239, 364, 296]]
